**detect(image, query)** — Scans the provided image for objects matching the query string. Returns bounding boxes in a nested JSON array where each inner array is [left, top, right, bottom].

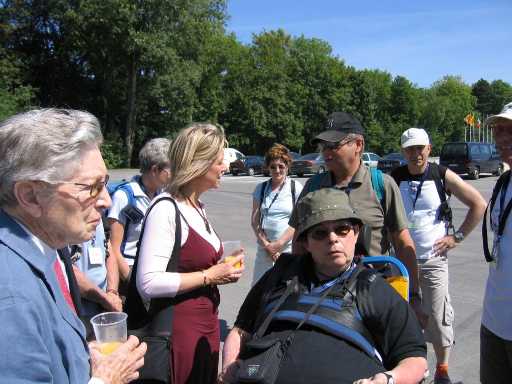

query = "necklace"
[[186, 196, 211, 234]]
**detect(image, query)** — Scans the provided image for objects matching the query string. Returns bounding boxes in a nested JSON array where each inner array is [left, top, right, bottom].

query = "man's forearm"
[[457, 204, 486, 237], [73, 265, 109, 305], [389, 356, 427, 384], [222, 326, 247, 370]]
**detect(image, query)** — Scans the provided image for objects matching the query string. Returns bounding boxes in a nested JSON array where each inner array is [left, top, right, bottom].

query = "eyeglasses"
[[270, 164, 287, 170], [44, 175, 110, 198], [318, 139, 353, 152], [309, 222, 356, 241]]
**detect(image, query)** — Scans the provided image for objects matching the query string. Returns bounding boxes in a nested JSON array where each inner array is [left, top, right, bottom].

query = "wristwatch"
[[382, 372, 395, 384], [454, 230, 465, 243]]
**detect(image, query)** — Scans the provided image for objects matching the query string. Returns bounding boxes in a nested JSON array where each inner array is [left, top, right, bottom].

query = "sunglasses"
[[318, 139, 354, 152], [309, 222, 356, 241], [44, 174, 110, 198]]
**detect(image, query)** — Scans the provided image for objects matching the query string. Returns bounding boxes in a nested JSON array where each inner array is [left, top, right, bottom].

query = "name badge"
[[88, 247, 104, 265]]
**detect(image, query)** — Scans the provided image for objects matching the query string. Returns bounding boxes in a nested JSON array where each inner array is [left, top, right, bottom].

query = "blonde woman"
[[251, 144, 303, 284], [136, 123, 244, 384]]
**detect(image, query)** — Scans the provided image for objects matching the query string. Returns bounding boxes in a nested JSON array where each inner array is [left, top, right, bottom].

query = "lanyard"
[[497, 178, 512, 236], [483, 172, 512, 262], [259, 179, 286, 227], [411, 164, 429, 211], [311, 263, 356, 293]]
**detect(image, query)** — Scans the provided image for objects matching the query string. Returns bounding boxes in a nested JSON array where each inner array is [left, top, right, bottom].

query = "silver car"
[[362, 152, 382, 168], [290, 153, 325, 177]]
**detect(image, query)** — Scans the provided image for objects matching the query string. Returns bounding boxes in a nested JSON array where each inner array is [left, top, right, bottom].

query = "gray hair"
[[139, 137, 172, 173], [0, 108, 103, 207], [167, 123, 226, 198]]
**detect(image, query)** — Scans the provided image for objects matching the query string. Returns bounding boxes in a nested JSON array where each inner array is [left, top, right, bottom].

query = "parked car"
[[362, 152, 382, 168], [377, 152, 407, 173], [290, 153, 325, 177], [230, 155, 265, 176], [262, 151, 302, 176], [224, 148, 245, 174], [440, 142, 503, 179]]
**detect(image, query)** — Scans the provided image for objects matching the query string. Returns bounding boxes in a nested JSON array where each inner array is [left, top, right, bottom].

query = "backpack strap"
[[291, 179, 296, 204], [126, 196, 181, 329], [259, 179, 270, 206], [307, 173, 324, 193], [369, 167, 386, 211], [117, 183, 136, 207], [429, 162, 450, 203], [482, 170, 511, 262]]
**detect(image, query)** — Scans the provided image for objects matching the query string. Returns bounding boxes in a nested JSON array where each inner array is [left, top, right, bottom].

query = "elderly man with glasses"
[[0, 108, 146, 383], [289, 112, 424, 322], [221, 188, 427, 384]]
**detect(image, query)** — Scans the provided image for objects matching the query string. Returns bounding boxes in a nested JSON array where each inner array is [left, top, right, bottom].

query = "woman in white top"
[[136, 123, 244, 384], [251, 144, 302, 284]]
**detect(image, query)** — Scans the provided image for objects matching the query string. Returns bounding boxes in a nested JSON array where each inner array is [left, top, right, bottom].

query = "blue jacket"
[[0, 210, 90, 383]]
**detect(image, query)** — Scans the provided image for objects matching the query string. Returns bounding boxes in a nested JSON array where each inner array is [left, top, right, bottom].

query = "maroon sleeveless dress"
[[171, 224, 223, 384]]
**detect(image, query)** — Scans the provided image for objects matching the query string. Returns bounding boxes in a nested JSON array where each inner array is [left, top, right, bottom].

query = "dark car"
[[440, 142, 503, 179], [290, 153, 325, 177], [377, 152, 407, 173], [262, 151, 302, 176], [230, 155, 265, 176]]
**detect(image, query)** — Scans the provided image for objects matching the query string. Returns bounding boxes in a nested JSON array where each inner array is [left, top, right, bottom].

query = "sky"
[[226, 0, 511, 88]]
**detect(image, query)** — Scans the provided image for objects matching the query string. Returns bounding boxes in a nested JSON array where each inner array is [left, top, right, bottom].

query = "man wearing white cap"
[[481, 102, 512, 384], [391, 128, 486, 384]]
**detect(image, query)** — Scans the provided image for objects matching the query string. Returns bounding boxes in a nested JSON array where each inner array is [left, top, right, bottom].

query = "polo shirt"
[[74, 222, 107, 317], [108, 176, 151, 265]]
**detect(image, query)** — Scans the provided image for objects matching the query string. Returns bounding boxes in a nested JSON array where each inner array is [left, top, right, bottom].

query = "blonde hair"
[[167, 123, 226, 197]]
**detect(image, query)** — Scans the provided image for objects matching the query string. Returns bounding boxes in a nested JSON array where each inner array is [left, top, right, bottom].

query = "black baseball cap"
[[311, 112, 365, 145]]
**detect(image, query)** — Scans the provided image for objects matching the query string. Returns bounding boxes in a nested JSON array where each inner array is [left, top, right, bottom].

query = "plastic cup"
[[222, 240, 242, 269], [90, 312, 128, 355]]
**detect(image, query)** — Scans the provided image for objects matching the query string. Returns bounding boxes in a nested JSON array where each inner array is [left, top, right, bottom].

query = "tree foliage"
[[2, 1, 511, 163]]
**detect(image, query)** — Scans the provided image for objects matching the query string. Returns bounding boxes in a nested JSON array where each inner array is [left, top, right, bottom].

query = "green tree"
[[489, 80, 512, 114], [472, 79, 494, 115]]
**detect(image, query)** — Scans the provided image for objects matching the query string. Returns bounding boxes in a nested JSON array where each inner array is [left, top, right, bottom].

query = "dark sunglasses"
[[309, 222, 356, 241]]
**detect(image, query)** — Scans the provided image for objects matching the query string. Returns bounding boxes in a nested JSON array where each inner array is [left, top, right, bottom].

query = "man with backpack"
[[107, 138, 171, 293], [480, 102, 512, 384], [391, 128, 486, 384], [290, 112, 423, 317]]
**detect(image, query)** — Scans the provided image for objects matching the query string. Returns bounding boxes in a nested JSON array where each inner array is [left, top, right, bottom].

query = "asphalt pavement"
[[109, 169, 498, 384]]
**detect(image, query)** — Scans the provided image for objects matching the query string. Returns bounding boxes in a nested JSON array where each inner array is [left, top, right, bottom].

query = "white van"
[[223, 148, 245, 170]]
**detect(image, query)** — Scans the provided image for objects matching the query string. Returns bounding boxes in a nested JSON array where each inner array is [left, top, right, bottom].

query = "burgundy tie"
[[53, 259, 77, 314]]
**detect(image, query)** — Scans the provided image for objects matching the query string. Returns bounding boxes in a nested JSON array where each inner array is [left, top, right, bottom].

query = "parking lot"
[[110, 169, 498, 384]]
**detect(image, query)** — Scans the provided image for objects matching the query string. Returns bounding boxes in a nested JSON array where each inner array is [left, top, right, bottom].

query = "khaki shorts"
[[418, 256, 454, 347]]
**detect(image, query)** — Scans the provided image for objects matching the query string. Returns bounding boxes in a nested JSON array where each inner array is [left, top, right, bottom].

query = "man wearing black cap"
[[290, 112, 422, 313]]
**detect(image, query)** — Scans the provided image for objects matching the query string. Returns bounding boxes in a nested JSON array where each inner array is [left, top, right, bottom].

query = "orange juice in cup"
[[224, 255, 242, 269], [222, 241, 242, 269], [100, 341, 122, 355], [90, 312, 127, 355]]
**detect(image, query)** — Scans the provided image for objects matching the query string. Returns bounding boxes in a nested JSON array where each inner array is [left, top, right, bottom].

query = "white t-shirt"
[[482, 176, 512, 340], [107, 177, 150, 265], [136, 193, 222, 302]]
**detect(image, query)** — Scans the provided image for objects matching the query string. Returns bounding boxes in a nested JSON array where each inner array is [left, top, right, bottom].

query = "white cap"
[[400, 128, 430, 148], [486, 102, 512, 125]]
